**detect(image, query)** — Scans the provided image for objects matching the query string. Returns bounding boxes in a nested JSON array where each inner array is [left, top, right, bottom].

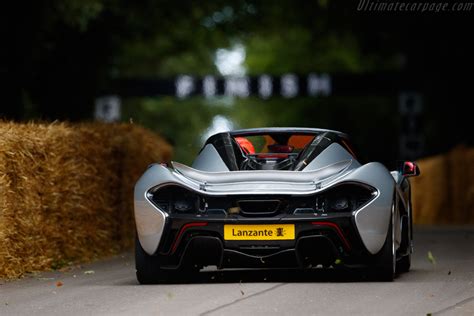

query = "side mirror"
[[400, 161, 420, 177]]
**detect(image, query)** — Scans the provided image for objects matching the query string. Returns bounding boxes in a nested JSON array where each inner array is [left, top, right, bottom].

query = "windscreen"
[[231, 133, 319, 171], [234, 134, 315, 155], [203, 130, 354, 171]]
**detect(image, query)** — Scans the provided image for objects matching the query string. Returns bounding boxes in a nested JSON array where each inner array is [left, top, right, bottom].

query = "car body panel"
[[192, 144, 230, 172], [303, 142, 360, 171]]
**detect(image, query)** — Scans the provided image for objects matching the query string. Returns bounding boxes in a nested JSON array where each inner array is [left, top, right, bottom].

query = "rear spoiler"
[[169, 160, 353, 194]]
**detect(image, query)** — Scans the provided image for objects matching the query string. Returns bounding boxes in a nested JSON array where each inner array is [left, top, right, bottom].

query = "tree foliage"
[[2, 0, 473, 162]]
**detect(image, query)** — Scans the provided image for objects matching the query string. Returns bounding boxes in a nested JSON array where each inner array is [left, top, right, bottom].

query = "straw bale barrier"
[[411, 146, 474, 225], [0, 122, 171, 278]]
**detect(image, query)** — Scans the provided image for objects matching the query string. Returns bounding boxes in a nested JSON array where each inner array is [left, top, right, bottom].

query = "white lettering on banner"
[[308, 73, 332, 96], [94, 95, 121, 122], [172, 74, 333, 98], [225, 77, 250, 97], [203, 76, 216, 98], [258, 75, 273, 99], [175, 75, 195, 98], [281, 74, 298, 98]]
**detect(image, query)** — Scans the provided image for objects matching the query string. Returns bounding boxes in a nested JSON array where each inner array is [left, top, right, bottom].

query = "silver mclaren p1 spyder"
[[134, 127, 420, 283]]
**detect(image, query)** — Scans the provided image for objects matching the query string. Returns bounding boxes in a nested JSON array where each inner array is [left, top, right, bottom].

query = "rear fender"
[[343, 163, 396, 254]]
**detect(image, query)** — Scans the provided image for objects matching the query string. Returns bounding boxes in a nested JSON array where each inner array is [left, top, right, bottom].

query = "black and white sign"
[[171, 74, 332, 99], [94, 95, 121, 122], [399, 92, 424, 159]]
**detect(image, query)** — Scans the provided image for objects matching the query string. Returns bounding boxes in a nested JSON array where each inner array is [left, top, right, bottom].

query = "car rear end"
[[135, 163, 380, 273]]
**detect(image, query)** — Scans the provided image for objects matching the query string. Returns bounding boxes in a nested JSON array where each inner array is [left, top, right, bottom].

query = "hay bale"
[[447, 146, 474, 223], [0, 122, 171, 278], [411, 154, 449, 224], [411, 146, 474, 225]]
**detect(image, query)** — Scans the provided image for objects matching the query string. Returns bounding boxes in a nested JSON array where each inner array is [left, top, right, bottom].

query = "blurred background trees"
[[2, 0, 473, 164]]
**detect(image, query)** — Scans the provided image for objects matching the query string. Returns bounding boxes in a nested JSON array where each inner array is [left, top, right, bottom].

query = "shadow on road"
[[128, 267, 399, 285], [195, 268, 371, 283]]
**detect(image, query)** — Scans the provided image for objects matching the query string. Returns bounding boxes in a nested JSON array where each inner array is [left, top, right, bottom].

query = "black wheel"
[[135, 238, 170, 284], [396, 253, 411, 273], [396, 213, 412, 273], [374, 201, 396, 282]]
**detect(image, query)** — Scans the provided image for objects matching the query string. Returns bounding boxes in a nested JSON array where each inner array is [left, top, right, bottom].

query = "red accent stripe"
[[170, 222, 208, 254], [311, 221, 351, 250]]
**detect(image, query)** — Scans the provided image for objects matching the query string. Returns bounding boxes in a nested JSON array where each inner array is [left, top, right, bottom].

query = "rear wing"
[[168, 160, 354, 194]]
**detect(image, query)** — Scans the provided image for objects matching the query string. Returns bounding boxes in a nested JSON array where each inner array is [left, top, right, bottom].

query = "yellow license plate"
[[224, 224, 295, 240]]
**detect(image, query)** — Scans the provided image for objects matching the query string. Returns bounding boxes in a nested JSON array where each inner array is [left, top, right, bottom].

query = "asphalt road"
[[1, 227, 474, 316]]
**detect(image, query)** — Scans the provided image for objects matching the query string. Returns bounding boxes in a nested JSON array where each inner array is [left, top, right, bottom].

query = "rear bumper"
[[151, 216, 373, 270]]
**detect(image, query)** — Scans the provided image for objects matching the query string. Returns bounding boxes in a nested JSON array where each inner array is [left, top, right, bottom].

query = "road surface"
[[1, 227, 474, 315]]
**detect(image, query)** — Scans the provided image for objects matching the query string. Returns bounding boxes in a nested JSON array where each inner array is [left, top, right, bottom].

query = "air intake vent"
[[155, 201, 170, 212], [237, 200, 281, 216]]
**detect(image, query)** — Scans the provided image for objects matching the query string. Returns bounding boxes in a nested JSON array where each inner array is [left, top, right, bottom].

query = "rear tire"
[[396, 215, 412, 273], [374, 202, 396, 282], [397, 253, 411, 273], [135, 238, 170, 284]]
